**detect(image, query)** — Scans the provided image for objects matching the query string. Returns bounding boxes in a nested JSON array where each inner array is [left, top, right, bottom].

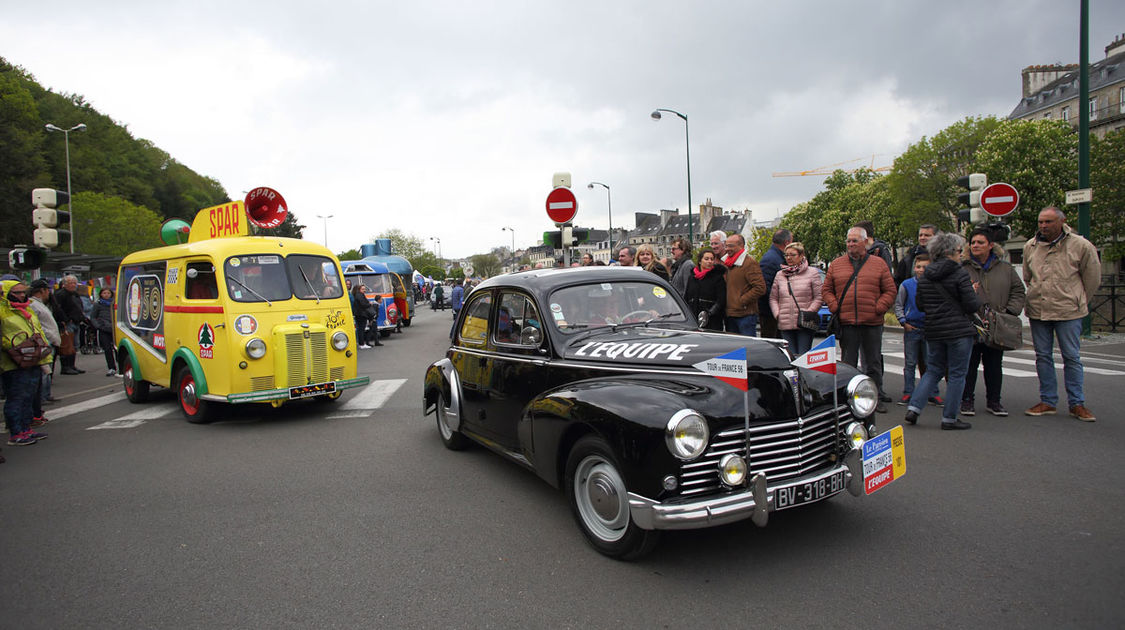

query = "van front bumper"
[[226, 376, 371, 403]]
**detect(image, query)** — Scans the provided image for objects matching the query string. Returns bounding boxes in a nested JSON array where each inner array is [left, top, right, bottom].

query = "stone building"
[[1009, 33, 1125, 137]]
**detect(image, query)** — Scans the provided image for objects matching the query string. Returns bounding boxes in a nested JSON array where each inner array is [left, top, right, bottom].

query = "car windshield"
[[548, 281, 688, 333], [225, 254, 343, 303]]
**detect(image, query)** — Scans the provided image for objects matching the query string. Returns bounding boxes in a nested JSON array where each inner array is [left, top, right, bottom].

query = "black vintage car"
[[423, 266, 879, 559]]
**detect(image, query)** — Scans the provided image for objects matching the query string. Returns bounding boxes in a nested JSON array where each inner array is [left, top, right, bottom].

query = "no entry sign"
[[980, 183, 1019, 217], [545, 187, 578, 224]]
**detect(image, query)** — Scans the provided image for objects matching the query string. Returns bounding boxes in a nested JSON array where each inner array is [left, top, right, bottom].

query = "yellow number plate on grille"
[[288, 382, 337, 400]]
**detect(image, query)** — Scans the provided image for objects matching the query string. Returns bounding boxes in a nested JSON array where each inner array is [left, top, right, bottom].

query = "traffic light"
[[7, 247, 46, 270], [956, 173, 986, 226], [31, 188, 71, 249]]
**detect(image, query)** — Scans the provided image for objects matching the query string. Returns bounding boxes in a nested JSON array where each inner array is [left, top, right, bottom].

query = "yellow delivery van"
[[114, 195, 368, 422]]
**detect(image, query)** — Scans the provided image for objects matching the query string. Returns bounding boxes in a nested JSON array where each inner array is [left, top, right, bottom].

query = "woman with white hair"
[[904, 232, 982, 431]]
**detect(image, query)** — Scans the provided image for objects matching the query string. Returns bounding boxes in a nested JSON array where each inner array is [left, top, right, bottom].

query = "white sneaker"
[[359, 344, 372, 349], [106, 369, 117, 377]]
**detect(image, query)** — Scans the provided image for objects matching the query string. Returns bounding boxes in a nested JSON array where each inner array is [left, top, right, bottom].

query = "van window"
[[224, 254, 344, 303], [184, 261, 218, 300], [348, 274, 393, 295], [288, 255, 344, 300]]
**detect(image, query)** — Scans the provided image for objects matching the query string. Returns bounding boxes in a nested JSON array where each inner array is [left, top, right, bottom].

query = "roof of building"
[[1009, 50, 1125, 119]]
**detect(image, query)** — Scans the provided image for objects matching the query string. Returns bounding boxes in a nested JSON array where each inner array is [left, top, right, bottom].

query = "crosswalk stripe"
[[86, 403, 178, 430], [336, 378, 408, 411], [882, 353, 1039, 377], [51, 392, 128, 421]]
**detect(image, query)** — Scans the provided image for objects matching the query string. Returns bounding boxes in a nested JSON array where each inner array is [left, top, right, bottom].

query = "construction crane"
[[772, 155, 891, 178]]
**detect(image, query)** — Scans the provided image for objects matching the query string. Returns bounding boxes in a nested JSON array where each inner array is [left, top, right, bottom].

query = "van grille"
[[278, 328, 331, 387], [679, 405, 851, 496], [250, 375, 274, 391]]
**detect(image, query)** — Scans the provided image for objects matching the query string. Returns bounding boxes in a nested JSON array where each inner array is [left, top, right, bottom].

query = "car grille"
[[277, 329, 330, 387], [679, 405, 852, 496]]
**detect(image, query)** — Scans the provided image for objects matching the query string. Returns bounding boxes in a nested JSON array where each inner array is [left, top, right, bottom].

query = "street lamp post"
[[44, 122, 87, 253], [501, 226, 515, 271], [316, 214, 333, 247], [587, 182, 612, 257], [650, 108, 693, 245], [429, 237, 442, 261]]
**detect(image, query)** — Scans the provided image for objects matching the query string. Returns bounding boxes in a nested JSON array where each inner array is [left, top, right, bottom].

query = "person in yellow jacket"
[[1022, 207, 1102, 422], [2, 280, 52, 446]]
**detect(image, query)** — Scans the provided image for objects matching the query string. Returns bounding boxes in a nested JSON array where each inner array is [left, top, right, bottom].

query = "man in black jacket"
[[53, 275, 87, 375], [894, 224, 937, 284]]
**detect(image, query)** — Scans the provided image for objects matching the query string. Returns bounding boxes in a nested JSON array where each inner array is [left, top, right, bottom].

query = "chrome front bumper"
[[628, 448, 864, 531]]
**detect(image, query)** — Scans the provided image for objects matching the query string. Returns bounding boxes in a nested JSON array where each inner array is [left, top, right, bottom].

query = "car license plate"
[[288, 382, 336, 399], [773, 470, 846, 510]]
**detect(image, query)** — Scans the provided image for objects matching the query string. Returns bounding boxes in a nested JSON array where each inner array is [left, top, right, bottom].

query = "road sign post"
[[546, 187, 578, 225]]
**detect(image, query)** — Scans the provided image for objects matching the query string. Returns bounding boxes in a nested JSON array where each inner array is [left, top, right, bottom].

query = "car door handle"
[[531, 360, 547, 367]]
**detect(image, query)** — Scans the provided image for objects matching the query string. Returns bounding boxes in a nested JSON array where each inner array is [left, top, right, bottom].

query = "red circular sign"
[[545, 187, 578, 224], [980, 183, 1019, 217]]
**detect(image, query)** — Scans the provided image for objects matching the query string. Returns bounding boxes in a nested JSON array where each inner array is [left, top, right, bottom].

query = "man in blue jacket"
[[757, 229, 791, 338]]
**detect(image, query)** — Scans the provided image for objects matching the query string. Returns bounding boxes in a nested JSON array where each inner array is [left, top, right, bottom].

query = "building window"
[[1044, 111, 1052, 119], [1062, 106, 1070, 122], [1120, 87, 1125, 114], [1089, 97, 1098, 120]]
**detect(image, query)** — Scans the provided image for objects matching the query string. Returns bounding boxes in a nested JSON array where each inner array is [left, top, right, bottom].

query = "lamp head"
[[650, 110, 662, 120], [73, 123, 87, 132], [45, 124, 62, 132], [587, 183, 594, 189]]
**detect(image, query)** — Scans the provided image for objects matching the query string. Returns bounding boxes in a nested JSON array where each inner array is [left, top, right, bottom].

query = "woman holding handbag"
[[2, 280, 52, 446], [960, 227, 1025, 417], [683, 248, 727, 331], [769, 242, 822, 355]]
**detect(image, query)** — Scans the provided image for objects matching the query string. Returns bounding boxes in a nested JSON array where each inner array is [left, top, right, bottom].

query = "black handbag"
[[785, 277, 820, 332], [980, 305, 1023, 351]]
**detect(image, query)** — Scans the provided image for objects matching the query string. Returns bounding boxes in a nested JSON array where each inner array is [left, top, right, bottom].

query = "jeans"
[[963, 342, 1004, 404], [725, 314, 758, 336], [839, 324, 885, 395], [908, 335, 974, 423], [902, 328, 927, 397], [1029, 318, 1085, 408], [780, 328, 814, 356], [2, 367, 40, 436]]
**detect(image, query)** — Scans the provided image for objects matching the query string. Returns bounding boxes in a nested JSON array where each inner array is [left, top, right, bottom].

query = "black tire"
[[564, 435, 660, 560], [435, 391, 468, 450], [175, 365, 216, 424], [380, 329, 392, 338], [315, 391, 343, 403], [402, 318, 411, 327], [121, 353, 150, 403]]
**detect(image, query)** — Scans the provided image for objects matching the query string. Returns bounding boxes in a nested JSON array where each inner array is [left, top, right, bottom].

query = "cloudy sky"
[[4, 1, 1124, 258]]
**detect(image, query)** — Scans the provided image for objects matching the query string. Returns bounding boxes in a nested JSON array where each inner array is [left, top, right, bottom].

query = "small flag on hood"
[[790, 335, 837, 374], [692, 347, 748, 391]]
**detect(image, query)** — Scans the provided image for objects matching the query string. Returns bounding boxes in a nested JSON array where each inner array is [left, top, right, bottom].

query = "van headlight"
[[665, 409, 709, 461], [245, 338, 267, 359], [332, 330, 349, 351], [846, 375, 878, 418]]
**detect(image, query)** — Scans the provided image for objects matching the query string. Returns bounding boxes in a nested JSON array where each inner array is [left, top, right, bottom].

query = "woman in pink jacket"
[[769, 242, 823, 355]]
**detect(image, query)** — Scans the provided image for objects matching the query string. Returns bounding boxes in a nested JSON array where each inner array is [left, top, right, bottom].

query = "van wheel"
[[121, 353, 150, 403], [402, 318, 411, 327], [315, 391, 342, 403], [380, 329, 392, 338], [175, 366, 215, 424], [565, 436, 660, 560]]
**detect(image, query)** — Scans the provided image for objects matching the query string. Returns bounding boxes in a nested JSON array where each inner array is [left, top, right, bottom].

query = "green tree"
[[70, 191, 163, 256], [468, 253, 502, 278], [975, 118, 1077, 239], [1090, 128, 1125, 262], [448, 266, 464, 280], [0, 66, 48, 247], [374, 229, 431, 267], [337, 248, 361, 261], [269, 213, 306, 239], [420, 265, 445, 280], [746, 227, 773, 260]]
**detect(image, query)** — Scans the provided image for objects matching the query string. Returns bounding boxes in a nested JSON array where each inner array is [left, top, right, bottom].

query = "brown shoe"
[[1069, 405, 1096, 422], [1025, 402, 1057, 416]]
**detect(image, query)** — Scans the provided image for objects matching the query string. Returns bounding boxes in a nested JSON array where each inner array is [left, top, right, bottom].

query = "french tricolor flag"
[[790, 335, 837, 375]]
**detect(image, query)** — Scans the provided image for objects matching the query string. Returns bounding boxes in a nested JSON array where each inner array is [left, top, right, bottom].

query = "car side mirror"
[[521, 327, 541, 346]]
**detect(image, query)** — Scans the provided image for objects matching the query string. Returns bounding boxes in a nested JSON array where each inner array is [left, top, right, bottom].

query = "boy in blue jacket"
[[894, 254, 943, 405]]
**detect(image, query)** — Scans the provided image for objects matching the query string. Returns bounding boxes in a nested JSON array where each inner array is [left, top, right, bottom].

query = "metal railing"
[[1090, 276, 1125, 333]]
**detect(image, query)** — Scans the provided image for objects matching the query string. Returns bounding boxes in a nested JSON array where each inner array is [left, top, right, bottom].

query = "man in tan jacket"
[[1022, 207, 1101, 421], [722, 234, 766, 336]]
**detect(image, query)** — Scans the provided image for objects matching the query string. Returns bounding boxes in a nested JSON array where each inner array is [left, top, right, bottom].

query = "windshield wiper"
[[643, 312, 680, 327], [298, 267, 321, 304], [228, 276, 272, 306]]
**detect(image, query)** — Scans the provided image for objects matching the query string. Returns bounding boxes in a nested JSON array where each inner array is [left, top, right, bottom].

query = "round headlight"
[[665, 410, 709, 461], [245, 338, 267, 359], [332, 330, 349, 351], [846, 375, 878, 418], [845, 421, 868, 450], [718, 454, 747, 486]]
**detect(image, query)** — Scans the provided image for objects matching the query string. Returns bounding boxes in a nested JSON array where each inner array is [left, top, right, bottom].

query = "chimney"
[[1021, 64, 1078, 97], [1108, 33, 1125, 58]]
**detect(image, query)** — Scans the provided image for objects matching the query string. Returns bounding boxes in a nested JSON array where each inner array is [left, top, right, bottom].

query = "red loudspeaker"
[[244, 187, 288, 229]]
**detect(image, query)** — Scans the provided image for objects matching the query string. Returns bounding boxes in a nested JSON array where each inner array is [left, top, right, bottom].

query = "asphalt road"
[[2, 309, 1123, 629]]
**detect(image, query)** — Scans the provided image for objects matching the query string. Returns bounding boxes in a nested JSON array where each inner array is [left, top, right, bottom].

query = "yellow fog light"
[[719, 454, 747, 486], [845, 421, 868, 449]]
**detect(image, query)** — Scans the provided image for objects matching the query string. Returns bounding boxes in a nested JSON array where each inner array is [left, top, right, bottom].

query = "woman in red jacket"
[[769, 243, 822, 355]]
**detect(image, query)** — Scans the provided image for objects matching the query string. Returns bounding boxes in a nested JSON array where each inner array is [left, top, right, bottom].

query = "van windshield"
[[224, 254, 343, 303], [347, 273, 393, 295]]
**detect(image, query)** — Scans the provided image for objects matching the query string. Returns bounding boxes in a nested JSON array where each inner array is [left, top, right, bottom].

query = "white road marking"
[[883, 350, 1125, 378], [327, 378, 408, 418], [50, 392, 128, 421], [86, 403, 178, 430]]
